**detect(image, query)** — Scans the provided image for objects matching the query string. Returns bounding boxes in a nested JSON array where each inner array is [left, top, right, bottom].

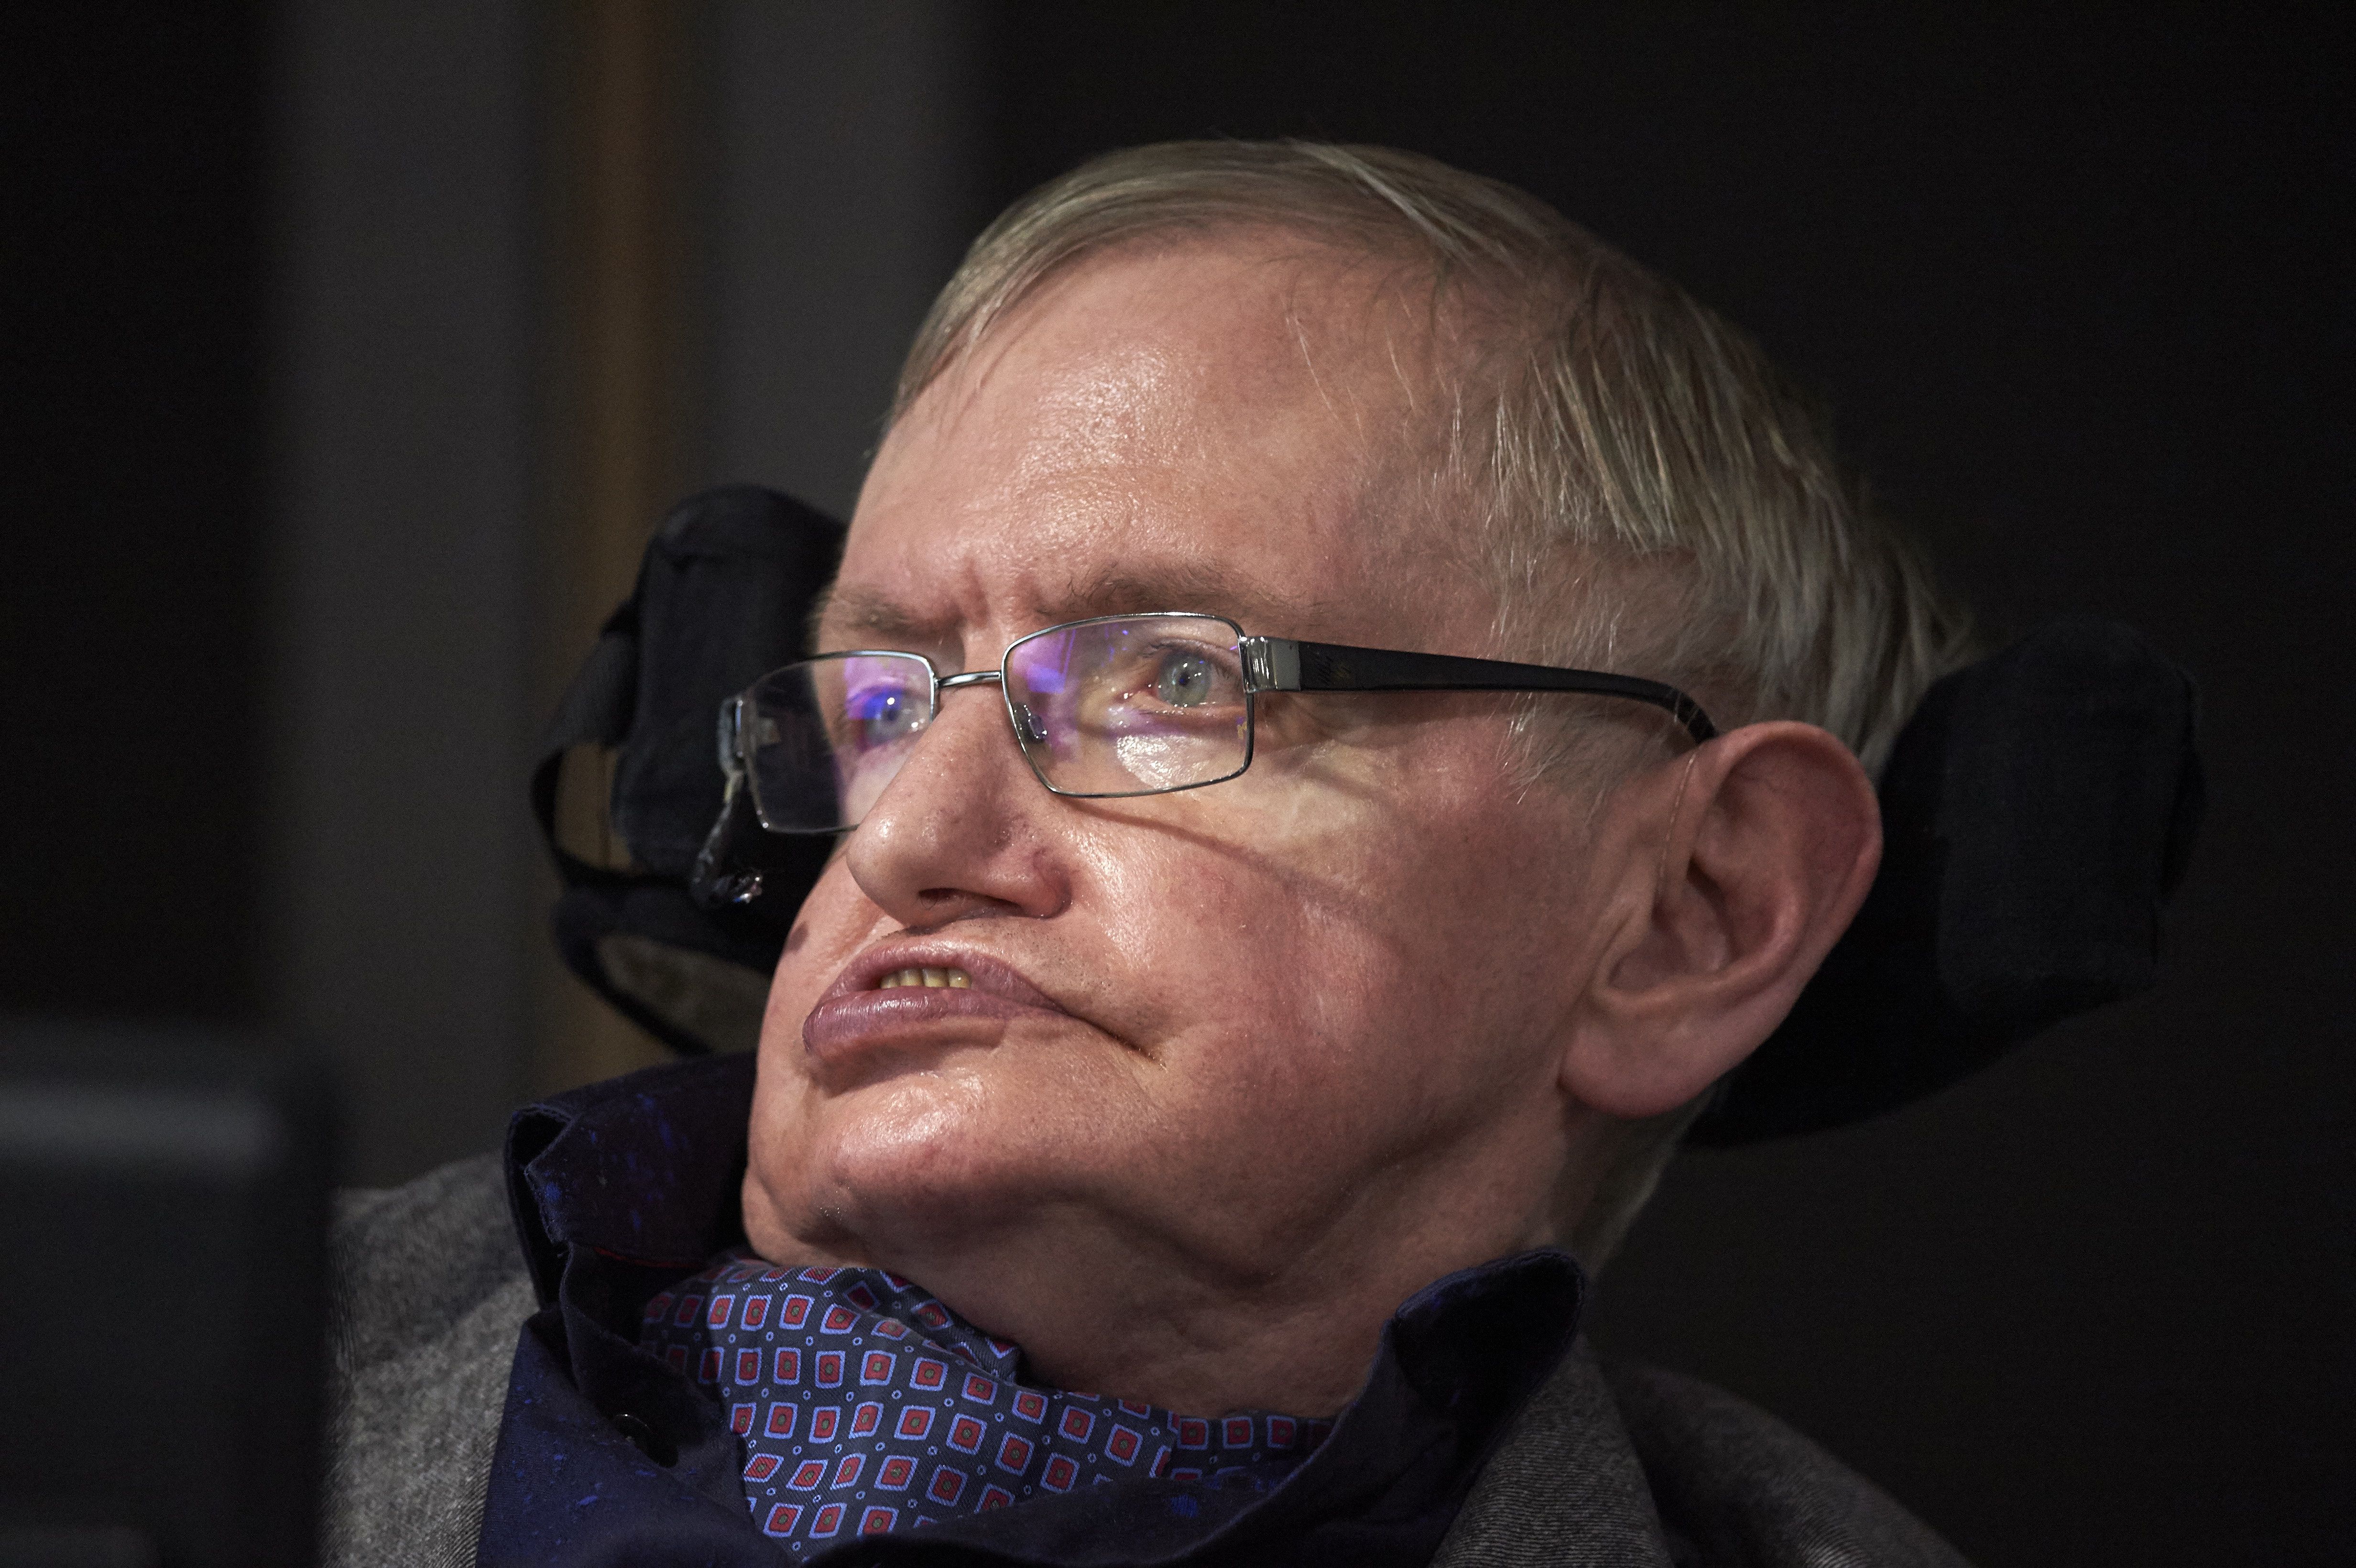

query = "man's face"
[[742, 240, 1605, 1365]]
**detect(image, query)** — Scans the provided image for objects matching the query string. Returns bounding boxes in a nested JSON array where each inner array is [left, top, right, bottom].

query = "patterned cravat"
[[639, 1254, 1331, 1554]]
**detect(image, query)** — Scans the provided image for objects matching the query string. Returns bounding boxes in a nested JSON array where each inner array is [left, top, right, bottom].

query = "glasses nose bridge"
[[933, 664, 1051, 750], [928, 666, 1019, 752], [934, 668, 1004, 696]]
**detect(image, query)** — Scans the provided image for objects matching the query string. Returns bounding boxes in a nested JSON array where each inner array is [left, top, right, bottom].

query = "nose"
[[842, 673, 1069, 928]]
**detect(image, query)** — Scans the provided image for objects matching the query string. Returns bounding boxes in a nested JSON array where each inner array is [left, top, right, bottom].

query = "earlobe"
[[1561, 722, 1882, 1119]]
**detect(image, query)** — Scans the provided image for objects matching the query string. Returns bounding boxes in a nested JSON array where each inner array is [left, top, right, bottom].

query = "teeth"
[[877, 967, 972, 990]]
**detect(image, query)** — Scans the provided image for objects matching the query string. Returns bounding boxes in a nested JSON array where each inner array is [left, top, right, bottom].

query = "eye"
[[845, 684, 925, 744], [1152, 651, 1215, 708]]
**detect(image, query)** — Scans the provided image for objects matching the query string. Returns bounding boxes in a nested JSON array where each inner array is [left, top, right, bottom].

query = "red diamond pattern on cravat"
[[639, 1256, 1331, 1554]]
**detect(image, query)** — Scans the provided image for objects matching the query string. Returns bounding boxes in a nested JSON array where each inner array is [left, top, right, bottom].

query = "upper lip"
[[818, 942, 1066, 1014]]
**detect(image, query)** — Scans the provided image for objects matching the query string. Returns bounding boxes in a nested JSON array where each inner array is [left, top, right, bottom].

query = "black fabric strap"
[[529, 610, 641, 891]]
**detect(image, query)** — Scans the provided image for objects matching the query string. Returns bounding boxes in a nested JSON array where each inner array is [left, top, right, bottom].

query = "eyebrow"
[[813, 560, 1331, 653], [1040, 562, 1303, 629], [808, 583, 936, 652]]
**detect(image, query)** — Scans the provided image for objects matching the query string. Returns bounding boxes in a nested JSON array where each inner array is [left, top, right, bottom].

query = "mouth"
[[801, 947, 1068, 1064]]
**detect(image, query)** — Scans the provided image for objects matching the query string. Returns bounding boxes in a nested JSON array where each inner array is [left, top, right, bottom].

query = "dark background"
[[4, 5, 2349, 1563], [1, 7, 266, 1020]]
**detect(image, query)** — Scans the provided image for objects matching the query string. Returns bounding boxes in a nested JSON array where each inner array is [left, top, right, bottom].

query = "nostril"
[[916, 889, 1022, 916]]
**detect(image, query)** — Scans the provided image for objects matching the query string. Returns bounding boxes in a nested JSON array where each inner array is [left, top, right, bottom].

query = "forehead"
[[825, 239, 1490, 651]]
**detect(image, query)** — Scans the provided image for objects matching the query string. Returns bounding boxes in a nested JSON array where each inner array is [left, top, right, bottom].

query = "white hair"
[[889, 140, 1974, 1262]]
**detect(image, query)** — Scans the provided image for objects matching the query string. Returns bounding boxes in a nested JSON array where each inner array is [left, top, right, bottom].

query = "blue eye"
[[844, 684, 925, 744], [1153, 652, 1215, 708]]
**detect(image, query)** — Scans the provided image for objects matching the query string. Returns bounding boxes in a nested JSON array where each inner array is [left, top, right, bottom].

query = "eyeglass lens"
[[743, 654, 931, 831], [740, 615, 1254, 833], [1003, 615, 1251, 797]]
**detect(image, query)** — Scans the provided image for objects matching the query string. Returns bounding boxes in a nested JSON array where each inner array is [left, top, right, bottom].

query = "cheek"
[[1080, 758, 1566, 1126], [749, 859, 884, 1136], [768, 858, 880, 1014]]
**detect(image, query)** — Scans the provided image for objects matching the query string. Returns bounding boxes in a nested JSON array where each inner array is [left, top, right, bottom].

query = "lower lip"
[[802, 987, 1061, 1061]]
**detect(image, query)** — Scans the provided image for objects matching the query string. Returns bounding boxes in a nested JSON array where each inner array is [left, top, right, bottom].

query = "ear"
[[1560, 721, 1882, 1118]]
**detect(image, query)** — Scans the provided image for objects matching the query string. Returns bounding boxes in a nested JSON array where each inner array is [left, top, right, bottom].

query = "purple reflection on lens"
[[838, 658, 928, 750], [1008, 627, 1085, 696]]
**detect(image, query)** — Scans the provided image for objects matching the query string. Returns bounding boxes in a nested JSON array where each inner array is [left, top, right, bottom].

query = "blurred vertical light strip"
[[269, 0, 538, 1183], [532, 0, 701, 1094]]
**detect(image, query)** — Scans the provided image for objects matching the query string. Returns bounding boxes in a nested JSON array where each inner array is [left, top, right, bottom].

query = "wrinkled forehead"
[[827, 239, 1491, 653]]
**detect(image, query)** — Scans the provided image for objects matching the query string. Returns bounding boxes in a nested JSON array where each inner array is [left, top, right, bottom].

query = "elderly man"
[[328, 142, 1973, 1566]]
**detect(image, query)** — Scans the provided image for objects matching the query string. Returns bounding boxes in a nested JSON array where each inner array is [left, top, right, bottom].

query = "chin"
[[751, 1070, 1073, 1265]]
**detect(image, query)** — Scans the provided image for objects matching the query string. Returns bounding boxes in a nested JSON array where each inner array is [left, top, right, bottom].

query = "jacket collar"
[[504, 1051, 756, 1305]]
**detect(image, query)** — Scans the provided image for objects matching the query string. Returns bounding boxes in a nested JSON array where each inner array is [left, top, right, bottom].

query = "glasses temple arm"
[[1243, 636, 1717, 743]]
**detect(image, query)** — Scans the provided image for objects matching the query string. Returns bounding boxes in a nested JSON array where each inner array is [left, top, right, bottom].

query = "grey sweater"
[[324, 1154, 1968, 1568]]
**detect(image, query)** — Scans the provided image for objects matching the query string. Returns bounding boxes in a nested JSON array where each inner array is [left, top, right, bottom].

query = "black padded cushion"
[[534, 487, 2203, 1138], [532, 487, 842, 1054], [1690, 616, 2203, 1143]]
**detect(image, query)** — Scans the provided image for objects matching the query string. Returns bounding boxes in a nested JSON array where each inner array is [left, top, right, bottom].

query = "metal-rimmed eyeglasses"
[[719, 611, 1718, 834]]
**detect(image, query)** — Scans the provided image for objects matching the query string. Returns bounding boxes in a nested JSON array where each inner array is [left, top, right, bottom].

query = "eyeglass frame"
[[719, 610, 1719, 833]]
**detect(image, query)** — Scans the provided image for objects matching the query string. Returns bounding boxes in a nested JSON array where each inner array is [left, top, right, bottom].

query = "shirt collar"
[[504, 1051, 757, 1305]]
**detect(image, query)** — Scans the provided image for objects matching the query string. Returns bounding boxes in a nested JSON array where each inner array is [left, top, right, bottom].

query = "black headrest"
[[1686, 616, 2202, 1143], [534, 486, 2203, 1139], [532, 487, 841, 1054]]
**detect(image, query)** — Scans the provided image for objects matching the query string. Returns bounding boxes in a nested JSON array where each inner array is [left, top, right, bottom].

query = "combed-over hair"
[[887, 140, 1975, 1261]]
